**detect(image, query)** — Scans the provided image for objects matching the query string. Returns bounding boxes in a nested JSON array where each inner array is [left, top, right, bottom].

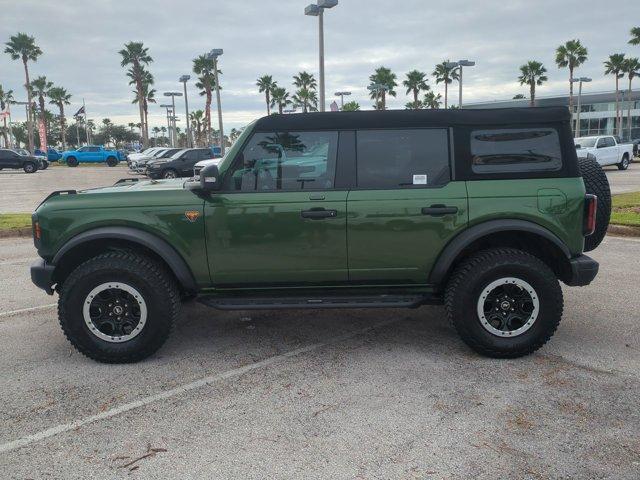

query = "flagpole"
[[83, 99, 90, 144]]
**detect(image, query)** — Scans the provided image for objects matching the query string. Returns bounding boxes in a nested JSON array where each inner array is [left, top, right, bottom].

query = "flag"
[[73, 106, 85, 118], [330, 101, 339, 112]]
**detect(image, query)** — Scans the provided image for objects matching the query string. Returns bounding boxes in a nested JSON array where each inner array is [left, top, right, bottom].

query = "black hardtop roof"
[[253, 106, 570, 131]]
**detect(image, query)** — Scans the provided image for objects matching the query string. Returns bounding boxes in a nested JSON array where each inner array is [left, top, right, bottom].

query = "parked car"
[[35, 147, 63, 162], [61, 145, 125, 167], [146, 148, 218, 179], [574, 135, 634, 170], [31, 107, 610, 363], [15, 148, 48, 170], [127, 147, 163, 163], [129, 148, 181, 174], [193, 156, 225, 178], [0, 148, 39, 173]]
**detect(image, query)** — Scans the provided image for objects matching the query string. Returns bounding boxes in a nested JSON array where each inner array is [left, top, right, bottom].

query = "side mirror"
[[199, 164, 221, 191]]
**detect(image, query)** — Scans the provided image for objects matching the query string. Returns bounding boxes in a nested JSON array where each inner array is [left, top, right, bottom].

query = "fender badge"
[[185, 211, 200, 222]]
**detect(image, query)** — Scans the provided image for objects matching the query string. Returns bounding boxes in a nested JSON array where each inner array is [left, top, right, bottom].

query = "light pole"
[[305, 0, 338, 112], [571, 77, 592, 137], [334, 91, 351, 109], [206, 49, 225, 154], [179, 75, 193, 147], [446, 60, 475, 108], [160, 104, 173, 146], [163, 92, 182, 147]]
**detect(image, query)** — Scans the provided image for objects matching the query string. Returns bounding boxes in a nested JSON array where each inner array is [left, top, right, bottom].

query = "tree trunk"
[[22, 58, 34, 153], [530, 83, 535, 107], [568, 67, 574, 132], [133, 63, 147, 147], [266, 92, 271, 115], [628, 76, 634, 141], [381, 92, 386, 110], [205, 88, 212, 146], [278, 102, 283, 114], [413, 89, 418, 108], [59, 103, 67, 150], [444, 84, 448, 109], [614, 76, 620, 137]]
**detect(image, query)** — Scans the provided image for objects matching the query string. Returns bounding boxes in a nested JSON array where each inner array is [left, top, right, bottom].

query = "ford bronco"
[[30, 107, 610, 363]]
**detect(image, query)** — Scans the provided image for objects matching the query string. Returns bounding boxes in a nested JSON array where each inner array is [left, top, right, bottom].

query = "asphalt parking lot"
[[0, 160, 638, 214], [0, 233, 639, 478]]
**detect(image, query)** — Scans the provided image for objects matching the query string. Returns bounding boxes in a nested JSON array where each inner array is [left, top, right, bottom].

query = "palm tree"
[[293, 87, 318, 113], [433, 61, 459, 108], [403, 70, 429, 109], [119, 41, 153, 147], [293, 71, 317, 90], [518, 61, 548, 107], [0, 85, 14, 147], [630, 27, 640, 46], [193, 54, 221, 146], [270, 87, 292, 114], [4, 33, 42, 152], [342, 101, 360, 111], [189, 109, 205, 146], [160, 126, 167, 146], [604, 53, 627, 137], [423, 91, 442, 109], [256, 75, 277, 115], [30, 75, 52, 140], [47, 86, 71, 150], [623, 57, 640, 140], [369, 66, 397, 110], [151, 126, 160, 145], [555, 39, 588, 127], [130, 68, 156, 141]]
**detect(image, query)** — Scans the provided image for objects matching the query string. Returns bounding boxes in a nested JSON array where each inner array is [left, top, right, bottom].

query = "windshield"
[[14, 149, 29, 156], [574, 137, 597, 148]]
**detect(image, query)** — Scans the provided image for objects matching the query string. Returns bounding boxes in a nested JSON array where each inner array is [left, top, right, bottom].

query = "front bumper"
[[565, 254, 599, 286], [31, 259, 55, 295]]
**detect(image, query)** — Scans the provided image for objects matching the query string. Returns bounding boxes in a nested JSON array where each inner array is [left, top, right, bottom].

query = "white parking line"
[[0, 318, 397, 454], [0, 304, 56, 319]]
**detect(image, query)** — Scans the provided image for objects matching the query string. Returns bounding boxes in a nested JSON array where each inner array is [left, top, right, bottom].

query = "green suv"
[[30, 107, 609, 363]]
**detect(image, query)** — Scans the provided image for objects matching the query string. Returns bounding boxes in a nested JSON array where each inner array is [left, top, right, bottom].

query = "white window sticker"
[[413, 174, 427, 185]]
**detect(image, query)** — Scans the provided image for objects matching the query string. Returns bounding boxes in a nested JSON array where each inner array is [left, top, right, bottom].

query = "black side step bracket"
[[198, 294, 439, 310]]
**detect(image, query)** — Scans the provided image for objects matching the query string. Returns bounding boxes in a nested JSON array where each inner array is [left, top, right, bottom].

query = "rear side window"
[[356, 129, 450, 188], [470, 128, 562, 174]]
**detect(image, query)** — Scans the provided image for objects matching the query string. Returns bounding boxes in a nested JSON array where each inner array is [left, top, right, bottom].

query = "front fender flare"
[[52, 226, 197, 292], [428, 219, 571, 286]]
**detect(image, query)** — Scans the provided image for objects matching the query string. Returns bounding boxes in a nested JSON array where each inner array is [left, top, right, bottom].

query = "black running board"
[[198, 294, 438, 310]]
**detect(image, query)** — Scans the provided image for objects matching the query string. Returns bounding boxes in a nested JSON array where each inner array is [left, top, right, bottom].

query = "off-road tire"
[[58, 251, 180, 363], [67, 156, 78, 167], [617, 154, 629, 170], [23, 162, 37, 173], [578, 155, 611, 252], [445, 248, 563, 359], [106, 156, 118, 167]]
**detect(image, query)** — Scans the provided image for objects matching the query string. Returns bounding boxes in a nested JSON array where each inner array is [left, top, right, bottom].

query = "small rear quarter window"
[[470, 128, 562, 174]]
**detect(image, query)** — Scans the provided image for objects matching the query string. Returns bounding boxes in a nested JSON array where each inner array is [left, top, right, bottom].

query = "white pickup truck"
[[574, 135, 633, 170]]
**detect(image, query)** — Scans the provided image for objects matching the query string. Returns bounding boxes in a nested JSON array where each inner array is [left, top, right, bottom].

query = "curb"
[[607, 224, 640, 238], [0, 228, 32, 239]]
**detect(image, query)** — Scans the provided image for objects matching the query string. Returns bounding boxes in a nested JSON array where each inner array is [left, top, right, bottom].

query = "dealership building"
[[466, 90, 640, 141]]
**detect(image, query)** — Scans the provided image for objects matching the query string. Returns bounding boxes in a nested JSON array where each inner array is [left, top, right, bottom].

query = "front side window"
[[470, 128, 562, 174], [78, 147, 89, 152], [356, 129, 450, 188], [226, 131, 338, 191]]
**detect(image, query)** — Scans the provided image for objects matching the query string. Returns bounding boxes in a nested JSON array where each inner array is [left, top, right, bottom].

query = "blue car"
[[34, 147, 63, 162], [61, 145, 125, 167]]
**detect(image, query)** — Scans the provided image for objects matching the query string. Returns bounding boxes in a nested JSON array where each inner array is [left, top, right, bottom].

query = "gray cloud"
[[1, 0, 639, 130]]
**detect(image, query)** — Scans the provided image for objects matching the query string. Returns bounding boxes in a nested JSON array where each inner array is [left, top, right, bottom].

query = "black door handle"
[[301, 208, 338, 219], [421, 204, 459, 216]]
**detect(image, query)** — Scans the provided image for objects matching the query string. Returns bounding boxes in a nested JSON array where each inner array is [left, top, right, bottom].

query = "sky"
[[1, 0, 639, 132]]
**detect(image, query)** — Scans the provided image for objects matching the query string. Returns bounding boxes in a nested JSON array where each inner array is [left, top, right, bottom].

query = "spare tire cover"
[[578, 154, 611, 252]]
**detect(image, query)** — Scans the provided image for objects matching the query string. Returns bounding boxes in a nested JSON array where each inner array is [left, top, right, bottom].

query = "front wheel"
[[23, 162, 37, 173], [445, 248, 563, 358], [58, 251, 180, 363], [67, 156, 78, 167], [106, 156, 118, 167], [618, 155, 629, 170]]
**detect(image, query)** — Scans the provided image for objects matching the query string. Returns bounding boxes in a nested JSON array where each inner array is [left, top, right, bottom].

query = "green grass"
[[611, 192, 640, 227], [0, 213, 32, 231]]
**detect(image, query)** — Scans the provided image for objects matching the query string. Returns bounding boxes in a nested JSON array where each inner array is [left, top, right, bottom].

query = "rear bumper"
[[31, 259, 55, 295], [565, 254, 599, 287]]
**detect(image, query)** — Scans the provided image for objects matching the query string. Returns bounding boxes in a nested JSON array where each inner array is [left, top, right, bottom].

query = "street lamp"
[[163, 92, 182, 147], [160, 104, 173, 146], [445, 60, 475, 108], [179, 75, 192, 147], [571, 77, 592, 137], [334, 91, 351, 109], [206, 48, 225, 155], [305, 0, 338, 112]]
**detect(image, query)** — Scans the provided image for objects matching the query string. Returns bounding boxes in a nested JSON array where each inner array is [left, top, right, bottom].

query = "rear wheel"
[[578, 155, 611, 252], [67, 156, 78, 167], [162, 168, 177, 179], [617, 154, 629, 170], [445, 248, 563, 358], [106, 156, 118, 167], [23, 162, 37, 173], [58, 251, 180, 363]]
